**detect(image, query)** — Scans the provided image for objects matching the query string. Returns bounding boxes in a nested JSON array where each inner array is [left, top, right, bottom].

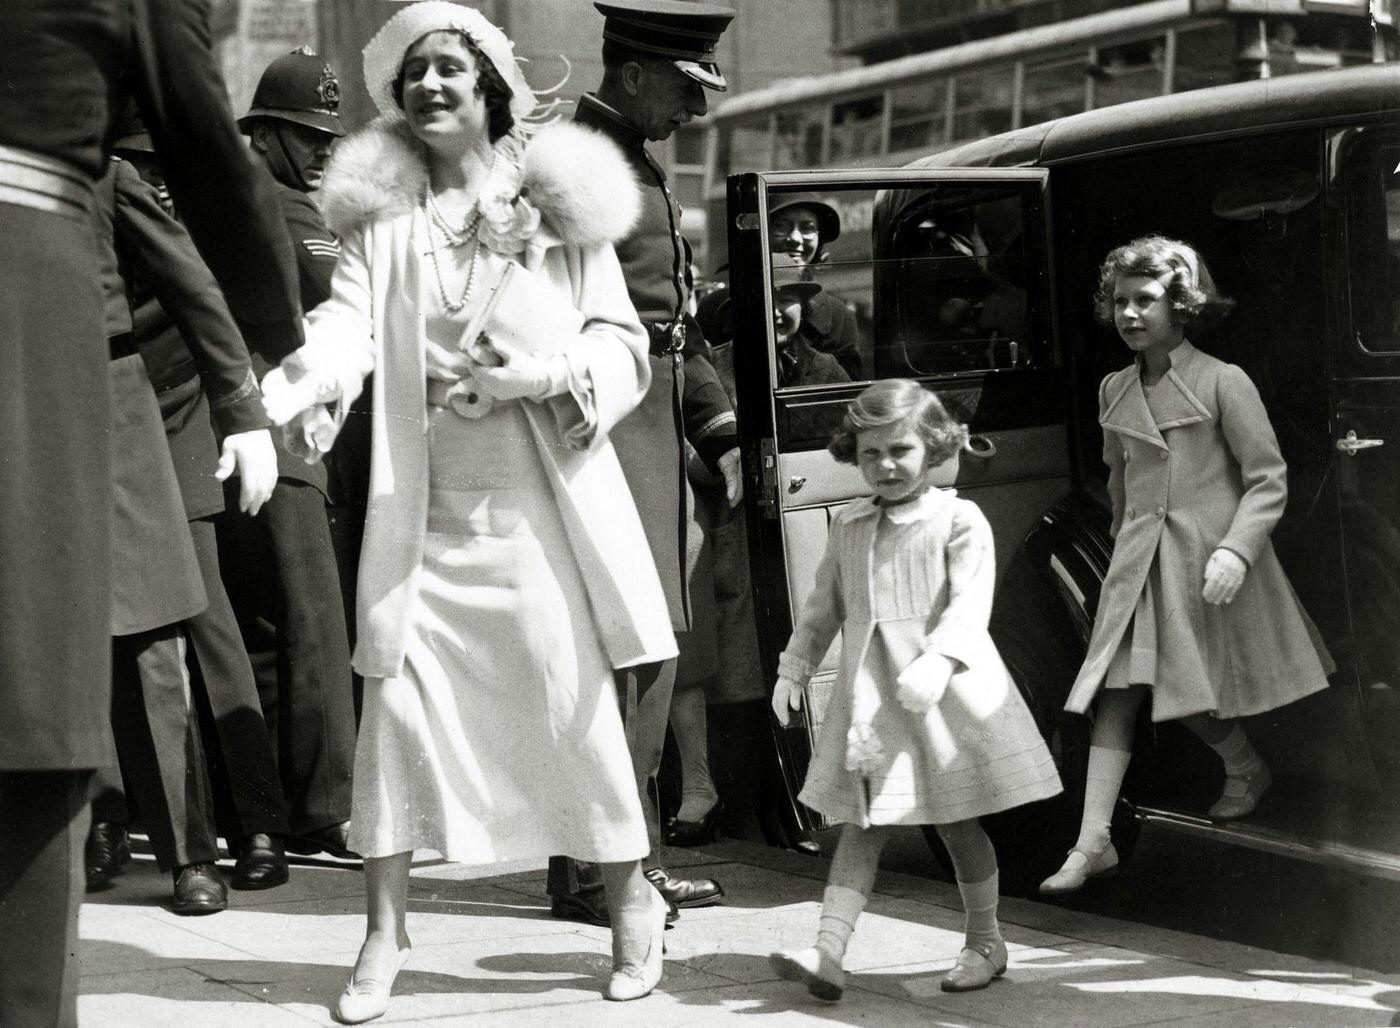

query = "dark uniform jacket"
[[247, 179, 338, 492], [800, 289, 863, 380], [120, 158, 270, 520], [574, 93, 737, 631], [0, 0, 302, 771]]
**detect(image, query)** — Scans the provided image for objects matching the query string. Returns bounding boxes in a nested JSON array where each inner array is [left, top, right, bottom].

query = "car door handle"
[[788, 475, 807, 493], [1336, 431, 1385, 456]]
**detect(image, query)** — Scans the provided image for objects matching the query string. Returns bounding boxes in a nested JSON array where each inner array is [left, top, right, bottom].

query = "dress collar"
[[847, 486, 957, 524]]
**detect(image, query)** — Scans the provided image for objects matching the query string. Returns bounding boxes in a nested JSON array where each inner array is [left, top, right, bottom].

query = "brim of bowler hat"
[[237, 108, 347, 138], [675, 59, 727, 91], [774, 281, 822, 303], [112, 132, 155, 154]]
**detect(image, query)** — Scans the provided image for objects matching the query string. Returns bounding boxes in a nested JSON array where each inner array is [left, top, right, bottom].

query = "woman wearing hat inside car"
[[769, 193, 865, 380], [257, 2, 675, 1017]]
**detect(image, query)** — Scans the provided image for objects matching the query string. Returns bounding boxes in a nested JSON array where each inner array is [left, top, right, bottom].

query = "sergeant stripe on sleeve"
[[303, 239, 341, 258]]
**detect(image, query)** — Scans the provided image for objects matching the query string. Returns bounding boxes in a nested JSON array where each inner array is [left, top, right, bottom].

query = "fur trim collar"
[[320, 119, 640, 247]]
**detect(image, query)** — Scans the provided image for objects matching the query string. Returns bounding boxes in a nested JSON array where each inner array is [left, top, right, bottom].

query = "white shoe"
[[605, 890, 667, 1001], [1039, 842, 1119, 896], [769, 946, 845, 1001], [1208, 761, 1272, 821], [333, 944, 411, 1024]]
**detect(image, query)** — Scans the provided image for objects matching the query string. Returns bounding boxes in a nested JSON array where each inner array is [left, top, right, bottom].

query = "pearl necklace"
[[423, 186, 485, 314]]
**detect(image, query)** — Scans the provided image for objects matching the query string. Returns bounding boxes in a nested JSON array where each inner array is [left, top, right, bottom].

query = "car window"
[[1344, 134, 1400, 356]]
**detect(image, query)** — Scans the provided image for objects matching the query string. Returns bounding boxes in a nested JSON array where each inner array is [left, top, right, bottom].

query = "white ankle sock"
[[1207, 725, 1265, 778], [815, 885, 866, 964], [956, 871, 1002, 951], [1075, 746, 1132, 854]]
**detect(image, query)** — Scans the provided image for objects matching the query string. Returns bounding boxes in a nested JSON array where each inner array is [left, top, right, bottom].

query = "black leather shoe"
[[172, 862, 227, 915], [285, 821, 360, 859], [85, 821, 131, 891], [550, 888, 679, 927], [645, 866, 724, 909], [663, 800, 725, 848], [232, 833, 289, 890]]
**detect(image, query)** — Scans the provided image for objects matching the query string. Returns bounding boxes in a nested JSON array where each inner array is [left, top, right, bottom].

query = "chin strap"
[[271, 125, 313, 193]]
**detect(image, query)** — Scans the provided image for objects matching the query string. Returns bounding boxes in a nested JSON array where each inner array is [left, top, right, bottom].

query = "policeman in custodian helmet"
[[226, 49, 359, 864]]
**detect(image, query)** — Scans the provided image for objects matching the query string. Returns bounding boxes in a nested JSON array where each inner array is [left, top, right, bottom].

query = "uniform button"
[[1123, 450, 1130, 462], [1126, 507, 1136, 519], [1156, 506, 1165, 518], [1159, 450, 1169, 460]]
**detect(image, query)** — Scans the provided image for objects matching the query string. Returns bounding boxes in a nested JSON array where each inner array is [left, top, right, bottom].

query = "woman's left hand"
[[471, 338, 567, 401], [1202, 547, 1248, 605]]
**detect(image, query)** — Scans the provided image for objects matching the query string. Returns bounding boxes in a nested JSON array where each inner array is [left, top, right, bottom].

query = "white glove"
[[718, 447, 743, 507], [895, 651, 955, 714], [281, 406, 340, 465], [470, 337, 568, 402], [1202, 547, 1248, 606], [771, 675, 805, 727], [260, 361, 340, 426], [215, 428, 278, 516]]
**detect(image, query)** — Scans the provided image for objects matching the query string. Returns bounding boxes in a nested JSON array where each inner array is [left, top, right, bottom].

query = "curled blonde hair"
[[1093, 235, 1234, 329], [828, 379, 968, 467]]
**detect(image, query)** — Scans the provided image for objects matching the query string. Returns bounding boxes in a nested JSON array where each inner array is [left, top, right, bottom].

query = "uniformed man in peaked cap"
[[218, 49, 359, 862], [549, 0, 741, 927]]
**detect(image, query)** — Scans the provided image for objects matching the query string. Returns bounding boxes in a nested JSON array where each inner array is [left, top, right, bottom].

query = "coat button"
[[1123, 450, 1130, 462], [1159, 450, 1168, 460], [1126, 507, 1135, 519], [1156, 506, 1165, 518]]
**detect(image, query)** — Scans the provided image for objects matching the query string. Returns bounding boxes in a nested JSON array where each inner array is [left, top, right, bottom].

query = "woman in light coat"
[[1040, 236, 1332, 897], [259, 3, 675, 1017]]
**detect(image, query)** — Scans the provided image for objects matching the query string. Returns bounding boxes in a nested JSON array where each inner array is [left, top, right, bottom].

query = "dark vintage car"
[[724, 63, 1400, 892]]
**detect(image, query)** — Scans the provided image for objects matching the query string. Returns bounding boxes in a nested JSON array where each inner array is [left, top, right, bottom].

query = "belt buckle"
[[669, 321, 685, 354]]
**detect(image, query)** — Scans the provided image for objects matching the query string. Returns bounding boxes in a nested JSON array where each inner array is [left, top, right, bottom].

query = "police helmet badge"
[[318, 63, 340, 112]]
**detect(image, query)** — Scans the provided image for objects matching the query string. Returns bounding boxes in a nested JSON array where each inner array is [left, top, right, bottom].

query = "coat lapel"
[[1099, 369, 1167, 450], [1155, 341, 1214, 430]]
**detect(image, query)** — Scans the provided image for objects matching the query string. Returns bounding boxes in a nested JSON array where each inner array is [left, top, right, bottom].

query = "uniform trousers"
[[184, 517, 290, 840], [0, 770, 89, 1028], [218, 478, 354, 834], [547, 656, 677, 897], [110, 625, 219, 871]]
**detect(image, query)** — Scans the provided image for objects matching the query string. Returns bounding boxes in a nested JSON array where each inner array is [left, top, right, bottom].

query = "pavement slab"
[[78, 838, 1400, 1027]]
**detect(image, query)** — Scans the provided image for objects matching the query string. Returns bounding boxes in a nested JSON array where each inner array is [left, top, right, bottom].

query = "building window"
[[1087, 37, 1166, 109], [774, 106, 827, 169], [1019, 54, 1087, 128], [723, 115, 775, 177], [829, 94, 886, 162], [950, 68, 1014, 144], [888, 79, 950, 155]]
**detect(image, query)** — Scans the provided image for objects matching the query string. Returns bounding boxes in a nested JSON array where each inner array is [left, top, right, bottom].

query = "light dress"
[[779, 488, 1062, 827], [346, 216, 648, 865]]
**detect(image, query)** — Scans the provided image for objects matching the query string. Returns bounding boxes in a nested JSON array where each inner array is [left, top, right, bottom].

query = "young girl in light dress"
[[769, 379, 1062, 997], [1039, 236, 1331, 896]]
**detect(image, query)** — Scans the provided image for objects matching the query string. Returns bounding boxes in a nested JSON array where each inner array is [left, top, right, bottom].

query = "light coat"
[[779, 488, 1061, 827], [297, 118, 676, 679], [1066, 341, 1332, 720]]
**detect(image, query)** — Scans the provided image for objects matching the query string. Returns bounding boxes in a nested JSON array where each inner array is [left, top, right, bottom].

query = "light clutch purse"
[[446, 261, 587, 419]]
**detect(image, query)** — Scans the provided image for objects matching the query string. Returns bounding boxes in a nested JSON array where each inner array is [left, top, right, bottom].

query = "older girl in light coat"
[[769, 380, 1061, 998], [1040, 236, 1332, 897]]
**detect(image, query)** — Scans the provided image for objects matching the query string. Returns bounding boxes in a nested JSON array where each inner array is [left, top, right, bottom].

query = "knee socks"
[[956, 871, 1002, 951], [1075, 745, 1132, 854], [1206, 724, 1266, 779], [815, 885, 867, 964]]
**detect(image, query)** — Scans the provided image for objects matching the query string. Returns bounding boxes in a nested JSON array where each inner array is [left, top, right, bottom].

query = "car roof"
[[908, 63, 1400, 171]]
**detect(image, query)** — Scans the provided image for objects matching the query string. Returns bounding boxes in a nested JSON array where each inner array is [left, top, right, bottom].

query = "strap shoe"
[[1208, 762, 1272, 821], [940, 938, 1008, 992], [1039, 841, 1119, 896], [770, 946, 844, 1001]]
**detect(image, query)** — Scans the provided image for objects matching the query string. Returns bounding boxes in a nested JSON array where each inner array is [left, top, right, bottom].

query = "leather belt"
[[646, 320, 686, 358], [0, 144, 91, 222], [108, 332, 137, 361]]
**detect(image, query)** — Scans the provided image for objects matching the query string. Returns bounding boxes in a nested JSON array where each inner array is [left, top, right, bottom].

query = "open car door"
[[725, 168, 1069, 833]]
